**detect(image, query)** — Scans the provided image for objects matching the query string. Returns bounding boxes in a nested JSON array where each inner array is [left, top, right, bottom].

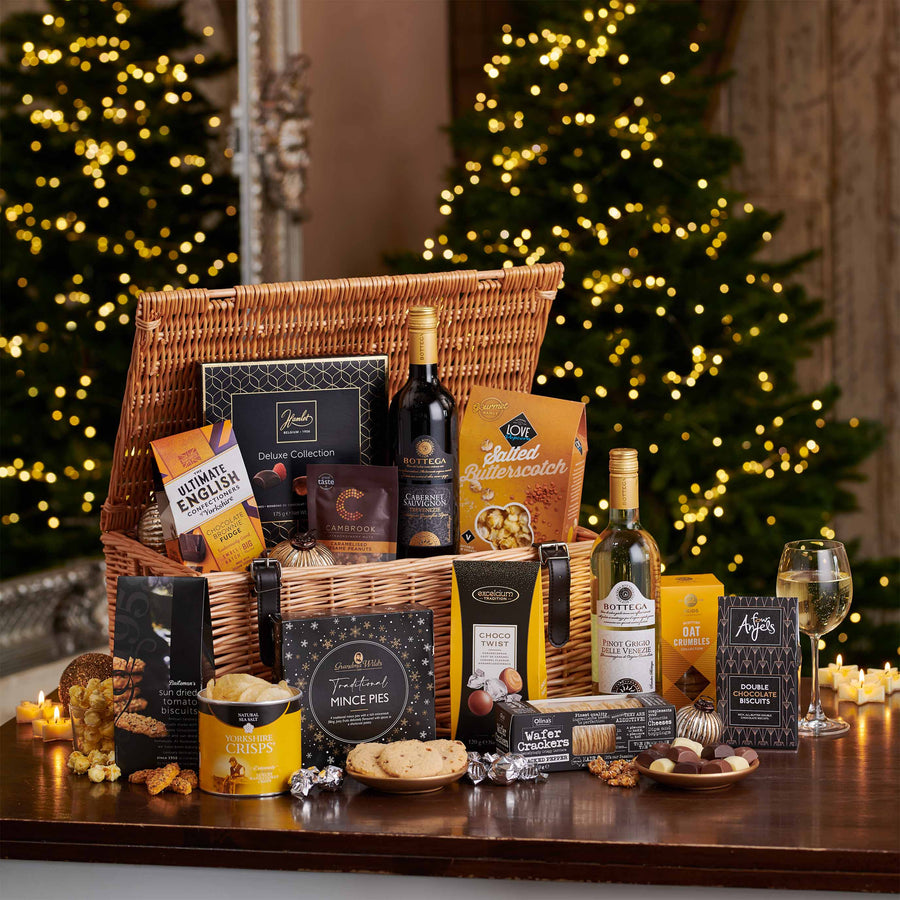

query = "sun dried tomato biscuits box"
[[273, 606, 436, 767], [458, 386, 587, 552], [114, 576, 215, 774]]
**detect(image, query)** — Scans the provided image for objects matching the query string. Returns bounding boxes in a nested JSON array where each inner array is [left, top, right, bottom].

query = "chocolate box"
[[274, 605, 435, 767], [716, 595, 801, 750], [201, 355, 389, 542], [495, 693, 676, 771], [113, 576, 215, 774]]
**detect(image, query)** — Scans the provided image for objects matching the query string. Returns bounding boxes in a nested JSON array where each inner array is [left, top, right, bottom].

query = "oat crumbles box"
[[458, 386, 588, 552]]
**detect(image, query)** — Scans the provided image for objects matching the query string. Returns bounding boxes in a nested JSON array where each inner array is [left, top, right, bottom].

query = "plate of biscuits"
[[346, 739, 468, 794], [634, 738, 760, 791]]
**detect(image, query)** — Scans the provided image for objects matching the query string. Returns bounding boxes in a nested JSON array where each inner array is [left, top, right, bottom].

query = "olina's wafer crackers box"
[[151, 421, 265, 572], [458, 386, 588, 552]]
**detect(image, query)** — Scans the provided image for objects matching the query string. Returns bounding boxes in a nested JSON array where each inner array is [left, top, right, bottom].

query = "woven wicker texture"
[[100, 263, 600, 734]]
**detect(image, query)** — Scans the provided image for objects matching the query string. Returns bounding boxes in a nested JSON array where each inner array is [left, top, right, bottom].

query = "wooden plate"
[[635, 759, 760, 791], [346, 763, 468, 794]]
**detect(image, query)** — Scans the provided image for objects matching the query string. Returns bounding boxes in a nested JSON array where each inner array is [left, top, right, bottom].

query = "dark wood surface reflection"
[[2, 682, 898, 891]]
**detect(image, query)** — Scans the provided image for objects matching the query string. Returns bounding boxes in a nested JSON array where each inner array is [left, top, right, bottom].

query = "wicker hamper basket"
[[101, 263, 597, 734]]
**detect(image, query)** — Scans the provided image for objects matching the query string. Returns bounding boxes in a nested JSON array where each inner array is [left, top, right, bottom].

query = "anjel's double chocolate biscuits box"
[[274, 605, 436, 767], [202, 356, 389, 542], [717, 595, 800, 750]]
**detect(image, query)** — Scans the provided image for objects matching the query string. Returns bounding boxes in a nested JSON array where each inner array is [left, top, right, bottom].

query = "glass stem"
[[807, 635, 824, 722]]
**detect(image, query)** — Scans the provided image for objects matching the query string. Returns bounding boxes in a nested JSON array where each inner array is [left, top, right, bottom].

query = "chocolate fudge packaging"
[[717, 595, 801, 750], [114, 576, 215, 774], [450, 559, 547, 752], [201, 356, 389, 542], [495, 693, 676, 771], [150, 420, 265, 572], [274, 605, 435, 767]]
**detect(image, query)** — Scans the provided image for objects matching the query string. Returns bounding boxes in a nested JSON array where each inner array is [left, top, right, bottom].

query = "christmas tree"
[[394, 0, 898, 664], [0, 0, 239, 574]]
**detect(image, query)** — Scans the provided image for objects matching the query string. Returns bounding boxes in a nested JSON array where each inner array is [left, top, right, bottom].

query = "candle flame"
[[38, 690, 45, 705], [858, 670, 865, 688], [887, 662, 891, 674], [836, 654, 842, 668], [53, 706, 60, 723]]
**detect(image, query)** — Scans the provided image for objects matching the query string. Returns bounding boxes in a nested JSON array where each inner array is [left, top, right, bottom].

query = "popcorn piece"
[[88, 764, 107, 783]]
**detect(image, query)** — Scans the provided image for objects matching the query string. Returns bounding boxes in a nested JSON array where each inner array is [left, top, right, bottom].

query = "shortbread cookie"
[[427, 739, 468, 774], [346, 742, 388, 776], [379, 740, 442, 778]]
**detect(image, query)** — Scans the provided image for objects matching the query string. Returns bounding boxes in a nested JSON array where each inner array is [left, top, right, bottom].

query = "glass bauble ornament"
[[136, 497, 166, 554], [675, 695, 724, 746], [269, 531, 335, 567]]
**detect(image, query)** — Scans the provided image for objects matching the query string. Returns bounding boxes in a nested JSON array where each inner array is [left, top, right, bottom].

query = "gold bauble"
[[137, 497, 166, 553], [269, 531, 335, 568], [675, 695, 724, 746]]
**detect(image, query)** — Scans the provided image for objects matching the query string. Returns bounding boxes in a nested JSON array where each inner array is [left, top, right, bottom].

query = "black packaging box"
[[274, 605, 436, 767], [114, 576, 215, 774], [716, 595, 801, 750], [494, 693, 675, 771], [202, 355, 389, 542]]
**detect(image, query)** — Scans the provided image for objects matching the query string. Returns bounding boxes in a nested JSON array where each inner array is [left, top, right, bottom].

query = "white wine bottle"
[[590, 448, 661, 693]]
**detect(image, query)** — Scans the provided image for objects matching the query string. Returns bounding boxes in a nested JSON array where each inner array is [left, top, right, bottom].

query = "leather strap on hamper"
[[539, 542, 571, 648], [252, 557, 282, 668]]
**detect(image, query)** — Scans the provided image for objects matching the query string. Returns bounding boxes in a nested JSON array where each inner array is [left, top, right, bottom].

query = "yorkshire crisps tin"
[[198, 686, 302, 797]]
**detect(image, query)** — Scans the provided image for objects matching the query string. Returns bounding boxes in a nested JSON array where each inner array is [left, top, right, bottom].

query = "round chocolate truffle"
[[498, 667, 523, 694], [467, 689, 494, 716]]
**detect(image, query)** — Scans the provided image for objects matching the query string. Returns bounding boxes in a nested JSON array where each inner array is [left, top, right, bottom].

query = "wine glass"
[[777, 539, 853, 738]]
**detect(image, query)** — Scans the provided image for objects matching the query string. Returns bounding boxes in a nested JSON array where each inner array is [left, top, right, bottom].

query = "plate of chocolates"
[[634, 739, 759, 791]]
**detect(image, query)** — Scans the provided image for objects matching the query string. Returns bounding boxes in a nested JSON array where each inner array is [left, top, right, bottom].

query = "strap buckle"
[[538, 542, 569, 565], [251, 556, 281, 578]]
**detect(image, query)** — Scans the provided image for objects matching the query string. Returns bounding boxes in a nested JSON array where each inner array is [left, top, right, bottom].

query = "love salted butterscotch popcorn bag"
[[458, 386, 588, 553]]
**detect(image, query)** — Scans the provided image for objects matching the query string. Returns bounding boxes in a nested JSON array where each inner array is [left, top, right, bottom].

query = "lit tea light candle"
[[16, 690, 53, 724], [32, 713, 49, 739], [819, 654, 858, 690], [42, 706, 73, 742], [838, 669, 886, 705], [865, 663, 899, 696]]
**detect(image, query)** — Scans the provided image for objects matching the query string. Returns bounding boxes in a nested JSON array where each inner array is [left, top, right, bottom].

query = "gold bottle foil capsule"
[[198, 686, 302, 797]]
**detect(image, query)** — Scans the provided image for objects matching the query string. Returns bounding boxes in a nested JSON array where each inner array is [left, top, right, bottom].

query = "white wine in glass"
[[777, 540, 852, 738], [777, 571, 853, 637]]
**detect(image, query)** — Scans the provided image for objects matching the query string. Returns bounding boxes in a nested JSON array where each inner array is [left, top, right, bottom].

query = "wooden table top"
[[2, 684, 898, 892]]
